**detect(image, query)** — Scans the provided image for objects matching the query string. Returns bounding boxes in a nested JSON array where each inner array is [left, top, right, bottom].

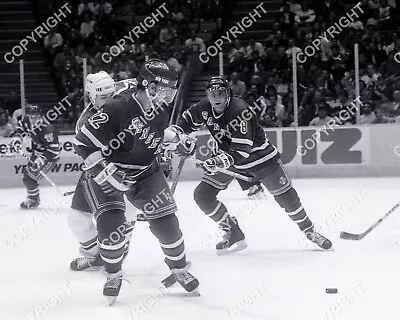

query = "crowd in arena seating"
[[41, 0, 223, 125], [227, 0, 400, 127]]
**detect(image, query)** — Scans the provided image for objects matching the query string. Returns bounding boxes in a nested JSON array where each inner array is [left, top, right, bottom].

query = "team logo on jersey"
[[128, 117, 144, 134], [202, 111, 208, 120], [279, 176, 287, 185]]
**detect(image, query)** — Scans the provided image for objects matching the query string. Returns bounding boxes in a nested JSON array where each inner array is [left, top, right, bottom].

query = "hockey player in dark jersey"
[[72, 61, 199, 305], [10, 105, 60, 209], [171, 76, 332, 254], [67, 72, 136, 272]]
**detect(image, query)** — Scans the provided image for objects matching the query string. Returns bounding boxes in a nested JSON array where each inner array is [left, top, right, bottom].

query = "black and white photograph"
[[1, 0, 400, 319]]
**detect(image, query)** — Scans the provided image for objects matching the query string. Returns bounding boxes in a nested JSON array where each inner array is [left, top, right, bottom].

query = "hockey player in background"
[[72, 61, 199, 305], [170, 76, 332, 255], [10, 105, 60, 209]]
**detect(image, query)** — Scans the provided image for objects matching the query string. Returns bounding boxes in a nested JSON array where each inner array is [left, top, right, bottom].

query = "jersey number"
[[240, 121, 248, 134], [44, 133, 54, 143], [88, 110, 109, 129]]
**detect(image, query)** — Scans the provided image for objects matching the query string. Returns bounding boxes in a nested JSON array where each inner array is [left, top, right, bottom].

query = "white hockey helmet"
[[85, 71, 116, 107]]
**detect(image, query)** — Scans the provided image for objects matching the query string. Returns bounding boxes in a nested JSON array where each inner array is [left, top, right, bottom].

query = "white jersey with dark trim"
[[177, 97, 278, 173], [73, 80, 169, 179]]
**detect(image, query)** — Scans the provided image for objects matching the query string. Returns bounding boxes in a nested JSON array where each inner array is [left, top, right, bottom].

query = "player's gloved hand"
[[83, 154, 132, 194], [163, 125, 196, 157], [201, 152, 234, 175], [27, 155, 46, 172]]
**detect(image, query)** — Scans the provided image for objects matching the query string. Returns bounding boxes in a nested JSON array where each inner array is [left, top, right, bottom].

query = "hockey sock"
[[149, 214, 186, 269], [194, 182, 237, 230], [274, 187, 314, 233], [97, 210, 126, 274], [207, 201, 237, 230], [23, 174, 39, 200]]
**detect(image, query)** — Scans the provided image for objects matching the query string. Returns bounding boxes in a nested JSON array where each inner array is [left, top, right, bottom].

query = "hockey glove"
[[83, 153, 132, 195], [27, 154, 46, 173], [164, 125, 196, 157], [202, 152, 234, 175]]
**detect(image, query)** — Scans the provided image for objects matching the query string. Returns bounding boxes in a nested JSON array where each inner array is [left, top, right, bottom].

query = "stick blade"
[[340, 231, 362, 240]]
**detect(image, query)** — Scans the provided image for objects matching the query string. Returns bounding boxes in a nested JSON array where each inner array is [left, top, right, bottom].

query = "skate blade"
[[106, 296, 117, 306], [217, 240, 248, 256]]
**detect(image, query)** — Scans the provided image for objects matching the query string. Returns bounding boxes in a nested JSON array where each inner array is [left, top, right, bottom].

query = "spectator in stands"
[[160, 21, 178, 44], [259, 102, 282, 127], [80, 14, 96, 39], [309, 105, 332, 126], [360, 102, 377, 124], [43, 29, 64, 59], [2, 91, 19, 116], [229, 72, 246, 99], [185, 30, 206, 53], [386, 90, 400, 116], [277, 2, 296, 33], [294, 1, 316, 26], [78, 0, 97, 16], [0, 108, 14, 137], [245, 38, 265, 59], [228, 39, 246, 73], [263, 94, 286, 123], [361, 64, 380, 85]]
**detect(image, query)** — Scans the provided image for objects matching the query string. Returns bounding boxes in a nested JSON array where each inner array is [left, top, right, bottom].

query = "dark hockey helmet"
[[137, 59, 179, 104], [137, 59, 179, 89], [206, 76, 231, 113]]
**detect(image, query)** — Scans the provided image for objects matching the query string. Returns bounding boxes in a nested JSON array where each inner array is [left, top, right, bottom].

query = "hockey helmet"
[[206, 76, 231, 113], [85, 71, 116, 107], [137, 59, 179, 104]]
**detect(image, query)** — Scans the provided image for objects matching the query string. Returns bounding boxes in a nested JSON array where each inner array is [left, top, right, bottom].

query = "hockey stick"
[[17, 150, 67, 201], [170, 156, 186, 194], [195, 159, 255, 182], [340, 201, 400, 240]]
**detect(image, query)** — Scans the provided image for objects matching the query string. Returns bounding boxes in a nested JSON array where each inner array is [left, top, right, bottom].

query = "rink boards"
[[0, 123, 399, 188]]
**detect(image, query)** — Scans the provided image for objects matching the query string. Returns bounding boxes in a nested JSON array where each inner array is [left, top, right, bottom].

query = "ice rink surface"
[[1, 177, 400, 320]]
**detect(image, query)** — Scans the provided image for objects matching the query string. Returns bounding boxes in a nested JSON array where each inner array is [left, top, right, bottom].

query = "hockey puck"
[[326, 288, 338, 294]]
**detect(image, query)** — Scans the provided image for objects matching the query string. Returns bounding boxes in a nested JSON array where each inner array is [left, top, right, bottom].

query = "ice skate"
[[247, 182, 265, 199], [70, 254, 104, 271], [20, 198, 40, 209], [216, 220, 247, 255], [306, 230, 332, 250], [171, 263, 199, 294], [103, 271, 123, 306]]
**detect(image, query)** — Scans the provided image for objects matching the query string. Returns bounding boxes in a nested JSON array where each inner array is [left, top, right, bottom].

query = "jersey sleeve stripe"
[[46, 149, 60, 155], [81, 125, 107, 149], [251, 140, 269, 152], [114, 162, 150, 170], [231, 137, 253, 146], [237, 150, 250, 158], [234, 147, 278, 170], [73, 137, 88, 147], [183, 110, 202, 126]]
